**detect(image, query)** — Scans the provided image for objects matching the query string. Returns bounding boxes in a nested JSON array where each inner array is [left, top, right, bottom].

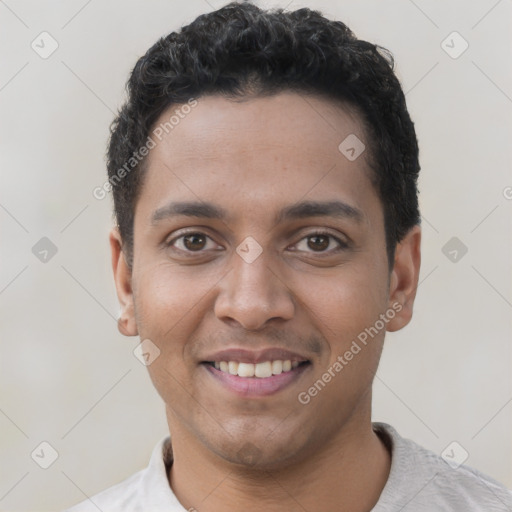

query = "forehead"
[[136, 92, 381, 228], [149, 92, 366, 166]]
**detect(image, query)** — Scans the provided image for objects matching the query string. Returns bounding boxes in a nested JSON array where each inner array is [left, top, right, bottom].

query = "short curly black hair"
[[107, 1, 420, 267]]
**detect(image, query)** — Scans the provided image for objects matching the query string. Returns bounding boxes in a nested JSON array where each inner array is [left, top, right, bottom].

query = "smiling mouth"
[[203, 360, 310, 378]]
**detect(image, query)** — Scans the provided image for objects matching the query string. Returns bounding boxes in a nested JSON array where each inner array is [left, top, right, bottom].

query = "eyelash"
[[166, 229, 349, 256]]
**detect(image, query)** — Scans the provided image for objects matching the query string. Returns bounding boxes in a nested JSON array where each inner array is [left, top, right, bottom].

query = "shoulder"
[[63, 436, 181, 512], [373, 422, 512, 511], [63, 469, 146, 512]]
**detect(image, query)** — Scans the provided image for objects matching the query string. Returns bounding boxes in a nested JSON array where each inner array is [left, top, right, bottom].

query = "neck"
[[166, 410, 391, 512]]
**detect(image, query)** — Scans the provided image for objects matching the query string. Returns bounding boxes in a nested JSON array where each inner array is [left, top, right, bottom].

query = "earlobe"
[[386, 225, 421, 332], [109, 227, 138, 337]]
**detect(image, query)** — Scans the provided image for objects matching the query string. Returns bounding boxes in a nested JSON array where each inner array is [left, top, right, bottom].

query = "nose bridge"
[[214, 245, 295, 330], [233, 250, 275, 299]]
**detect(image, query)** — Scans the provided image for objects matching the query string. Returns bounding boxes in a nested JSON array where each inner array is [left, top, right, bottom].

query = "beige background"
[[1, 0, 511, 510]]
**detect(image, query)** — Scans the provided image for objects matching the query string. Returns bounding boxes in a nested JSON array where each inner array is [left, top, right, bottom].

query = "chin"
[[204, 422, 313, 471]]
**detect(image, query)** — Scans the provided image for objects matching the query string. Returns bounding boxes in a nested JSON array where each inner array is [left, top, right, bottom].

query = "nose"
[[214, 249, 295, 331]]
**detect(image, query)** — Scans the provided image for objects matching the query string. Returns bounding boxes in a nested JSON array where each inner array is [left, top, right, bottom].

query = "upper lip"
[[201, 348, 311, 364]]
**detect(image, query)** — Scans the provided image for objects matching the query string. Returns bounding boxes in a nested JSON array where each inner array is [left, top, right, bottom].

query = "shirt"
[[64, 422, 512, 511]]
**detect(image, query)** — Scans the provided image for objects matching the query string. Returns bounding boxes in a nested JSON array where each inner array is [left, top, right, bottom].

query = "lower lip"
[[203, 363, 310, 397]]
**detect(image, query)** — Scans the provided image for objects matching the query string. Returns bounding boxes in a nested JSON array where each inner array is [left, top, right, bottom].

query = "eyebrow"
[[151, 201, 229, 225], [151, 200, 364, 225]]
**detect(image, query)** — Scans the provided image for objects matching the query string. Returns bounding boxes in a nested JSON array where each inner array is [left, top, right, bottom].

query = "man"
[[66, 2, 512, 511]]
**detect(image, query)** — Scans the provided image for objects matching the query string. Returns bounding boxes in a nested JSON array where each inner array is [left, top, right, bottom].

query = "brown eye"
[[167, 231, 222, 256], [182, 233, 207, 251], [307, 234, 330, 251], [292, 231, 348, 254]]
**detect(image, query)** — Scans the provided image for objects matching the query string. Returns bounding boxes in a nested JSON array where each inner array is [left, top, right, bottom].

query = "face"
[[111, 92, 420, 469]]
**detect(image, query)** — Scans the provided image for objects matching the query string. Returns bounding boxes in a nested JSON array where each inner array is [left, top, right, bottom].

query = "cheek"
[[131, 263, 214, 406], [132, 262, 217, 366], [134, 261, 220, 326], [304, 262, 387, 340], [131, 259, 238, 398], [295, 265, 388, 415]]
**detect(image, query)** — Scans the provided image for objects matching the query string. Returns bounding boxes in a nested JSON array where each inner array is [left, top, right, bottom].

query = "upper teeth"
[[213, 360, 300, 378]]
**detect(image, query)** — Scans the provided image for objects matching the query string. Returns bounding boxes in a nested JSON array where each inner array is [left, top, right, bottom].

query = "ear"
[[109, 227, 138, 337], [386, 224, 421, 332]]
